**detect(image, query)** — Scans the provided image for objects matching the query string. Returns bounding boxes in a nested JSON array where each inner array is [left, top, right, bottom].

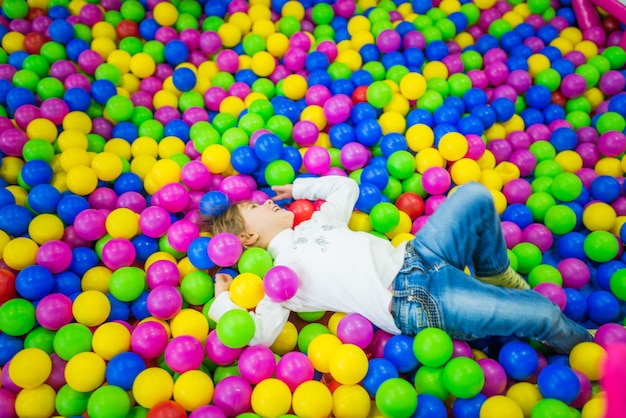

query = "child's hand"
[[271, 184, 293, 201], [214, 273, 233, 297]]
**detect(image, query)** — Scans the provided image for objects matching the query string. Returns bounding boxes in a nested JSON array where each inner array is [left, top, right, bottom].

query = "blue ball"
[[359, 43, 381, 63], [6, 87, 36, 112], [355, 118, 382, 147], [16, 265, 55, 301], [380, 133, 408, 157], [0, 79, 13, 105], [557, 231, 586, 259], [595, 259, 625, 291], [27, 184, 62, 214], [48, 5, 71, 19], [557, 6, 576, 24], [541, 46, 562, 62], [452, 394, 487, 418], [543, 104, 566, 124], [550, 127, 578, 152], [231, 145, 259, 174], [69, 247, 100, 277], [514, 22, 536, 39], [537, 364, 580, 405], [406, 108, 433, 127], [132, 234, 159, 264], [350, 69, 374, 87], [20, 159, 53, 187], [475, 34, 499, 54], [351, 102, 378, 125], [506, 56, 529, 72], [65, 39, 90, 62], [0, 187, 15, 208], [586, 290, 621, 324], [502, 203, 533, 229], [470, 104, 496, 129], [381, 51, 406, 70], [64, 87, 91, 112], [563, 288, 587, 321], [164, 40, 189, 66], [91, 79, 117, 105], [0, 333, 23, 366], [404, 47, 425, 69], [434, 105, 460, 126], [254, 133, 283, 162], [590, 175, 621, 203], [329, 123, 356, 148], [608, 92, 626, 117], [199, 191, 230, 217], [412, 0, 432, 13], [139, 18, 160, 41], [53, 271, 81, 296], [0, 204, 32, 236], [464, 88, 489, 109], [187, 237, 215, 270], [330, 79, 354, 96], [361, 164, 390, 191], [384, 335, 419, 373], [355, 183, 382, 213], [8, 51, 28, 70], [362, 358, 399, 397], [448, 11, 468, 32], [536, 26, 560, 45], [131, 291, 150, 321], [425, 40, 449, 62], [56, 194, 90, 225], [525, 85, 552, 109], [500, 32, 523, 52], [106, 352, 147, 391], [172, 67, 196, 92], [415, 394, 448, 418], [106, 294, 131, 322], [510, 44, 534, 59], [48, 19, 75, 44], [490, 97, 515, 122], [521, 108, 545, 126], [281, 145, 303, 173], [498, 341, 539, 380], [458, 115, 485, 136]]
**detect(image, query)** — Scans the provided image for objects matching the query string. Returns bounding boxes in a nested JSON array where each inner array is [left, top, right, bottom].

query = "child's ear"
[[238, 231, 259, 247]]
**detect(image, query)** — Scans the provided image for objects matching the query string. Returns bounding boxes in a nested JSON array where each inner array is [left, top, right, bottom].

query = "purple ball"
[[164, 335, 205, 373], [501, 220, 523, 249], [594, 323, 626, 349], [598, 130, 626, 157], [275, 352, 315, 391], [337, 313, 375, 349], [238, 345, 276, 385], [534, 282, 567, 310], [507, 70, 533, 94], [213, 376, 252, 417], [510, 149, 537, 177], [557, 257, 590, 289], [478, 358, 507, 397], [561, 73, 589, 98], [523, 223, 553, 252]]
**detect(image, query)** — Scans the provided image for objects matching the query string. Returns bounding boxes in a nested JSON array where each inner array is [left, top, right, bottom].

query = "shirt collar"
[[267, 228, 293, 259]]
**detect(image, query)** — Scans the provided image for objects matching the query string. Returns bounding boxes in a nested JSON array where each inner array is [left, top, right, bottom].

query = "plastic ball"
[[413, 328, 454, 368], [336, 313, 374, 349], [147, 284, 183, 320], [421, 166, 451, 195], [0, 298, 36, 337], [213, 376, 252, 417], [164, 335, 205, 374], [130, 320, 169, 360], [275, 351, 314, 392], [216, 309, 255, 349], [537, 364, 581, 404], [250, 378, 292, 417], [72, 290, 111, 327], [263, 265, 299, 302], [132, 367, 174, 409], [384, 335, 419, 373], [442, 357, 485, 399], [375, 378, 417, 418], [65, 351, 106, 392], [207, 232, 243, 267], [479, 395, 523, 418], [8, 347, 51, 390], [35, 293, 73, 331], [498, 341, 539, 380]]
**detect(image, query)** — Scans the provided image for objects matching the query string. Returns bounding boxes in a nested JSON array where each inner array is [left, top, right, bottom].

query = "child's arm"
[[291, 175, 359, 224]]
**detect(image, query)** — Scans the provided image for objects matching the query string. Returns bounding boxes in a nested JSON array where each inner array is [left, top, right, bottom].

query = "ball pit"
[[0, 0, 626, 416]]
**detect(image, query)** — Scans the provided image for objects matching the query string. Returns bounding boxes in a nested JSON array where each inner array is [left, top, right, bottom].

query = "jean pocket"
[[393, 295, 428, 335]]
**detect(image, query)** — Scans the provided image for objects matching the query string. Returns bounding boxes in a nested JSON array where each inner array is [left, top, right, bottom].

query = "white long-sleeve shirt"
[[209, 176, 407, 346]]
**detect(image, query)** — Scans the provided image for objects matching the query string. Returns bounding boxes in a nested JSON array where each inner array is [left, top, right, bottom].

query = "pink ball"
[[189, 406, 227, 418], [89, 187, 118, 211], [146, 259, 180, 289], [155, 183, 190, 213], [502, 178, 532, 205], [340, 142, 370, 171], [167, 219, 199, 252], [130, 320, 169, 359], [164, 335, 205, 373], [403, 31, 425, 50], [507, 69, 532, 94], [208, 232, 243, 267], [599, 70, 626, 95], [292, 120, 319, 147], [139, 206, 172, 238], [205, 329, 243, 365], [0, 128, 28, 156], [116, 191, 147, 213], [275, 352, 315, 392], [478, 358, 507, 397], [73, 209, 107, 241], [183, 106, 209, 125], [487, 139, 512, 163], [522, 223, 553, 252], [213, 376, 252, 417], [179, 28, 201, 51], [501, 221, 523, 249], [465, 134, 486, 160], [290, 32, 311, 51], [77, 49, 103, 74], [102, 238, 136, 270], [334, 0, 356, 18], [597, 130, 626, 157], [218, 175, 251, 203], [36, 293, 73, 330], [237, 345, 276, 385], [323, 94, 352, 124], [467, 69, 488, 90], [570, 369, 593, 409], [510, 149, 537, 177], [303, 146, 331, 175], [228, 82, 251, 100], [369, 330, 393, 358], [216, 50, 239, 73], [451, 339, 473, 359], [576, 143, 601, 168], [147, 284, 183, 320], [593, 323, 626, 349], [534, 282, 567, 310], [36, 240, 72, 274], [263, 265, 299, 302], [561, 74, 587, 98], [376, 29, 401, 53], [45, 354, 67, 391], [336, 313, 374, 349], [421, 166, 451, 195], [204, 87, 227, 111], [424, 195, 446, 215], [283, 47, 307, 71], [199, 31, 222, 55], [305, 85, 331, 106], [485, 61, 509, 87]]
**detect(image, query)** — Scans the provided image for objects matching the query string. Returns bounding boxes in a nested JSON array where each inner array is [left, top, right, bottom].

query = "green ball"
[[120, 0, 146, 21], [367, 81, 393, 109], [180, 271, 214, 306], [203, 16, 225, 32], [216, 309, 256, 348], [95, 62, 122, 85], [74, 23, 93, 43], [24, 327, 56, 354], [12, 69, 39, 91], [528, 264, 563, 287], [88, 385, 131, 418], [550, 172, 583, 202], [383, 177, 404, 202], [175, 13, 199, 32], [532, 176, 553, 194], [370, 202, 400, 233], [535, 68, 562, 92], [266, 115, 293, 142], [584, 231, 619, 262], [603, 46, 626, 70], [512, 242, 543, 274], [363, 61, 387, 82], [412, 15, 433, 31], [566, 97, 591, 114], [37, 77, 65, 100], [278, 16, 301, 37], [448, 73, 472, 97], [55, 384, 92, 417], [238, 113, 265, 137], [40, 41, 67, 63], [386, 65, 410, 85], [488, 19, 512, 40], [53, 323, 93, 361], [109, 266, 146, 302], [387, 150, 416, 180], [242, 33, 266, 56], [460, 3, 481, 25], [131, 106, 154, 126], [534, 159, 563, 179], [22, 138, 55, 162], [221, 127, 250, 152], [413, 366, 450, 400], [442, 357, 485, 399], [526, 191, 557, 222], [311, 3, 334, 25], [179, 0, 203, 17], [528, 0, 550, 13], [588, 55, 611, 75], [265, 160, 295, 186], [609, 268, 626, 301], [212, 364, 241, 384], [105, 95, 134, 122], [104, 10, 123, 27], [417, 90, 444, 113], [435, 18, 457, 41], [422, 26, 443, 43], [87, 134, 106, 153], [530, 399, 572, 418], [369, 7, 391, 23], [238, 247, 274, 277], [143, 40, 165, 63], [375, 378, 418, 418], [565, 109, 591, 129], [178, 91, 204, 111], [427, 77, 449, 98], [159, 234, 186, 259], [127, 406, 149, 418], [529, 140, 556, 162], [3, 0, 28, 19], [596, 111, 626, 134], [139, 119, 164, 140], [248, 99, 275, 121], [297, 323, 330, 353], [191, 122, 220, 152], [0, 298, 36, 336], [297, 311, 326, 322], [426, 8, 447, 22], [544, 205, 577, 235], [575, 63, 600, 88], [212, 112, 237, 135], [413, 328, 453, 368]]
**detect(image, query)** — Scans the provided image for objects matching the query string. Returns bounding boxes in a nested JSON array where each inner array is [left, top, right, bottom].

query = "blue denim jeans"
[[391, 182, 593, 354]]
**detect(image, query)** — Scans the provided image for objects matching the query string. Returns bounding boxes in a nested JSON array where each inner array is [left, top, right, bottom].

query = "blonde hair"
[[198, 202, 248, 237]]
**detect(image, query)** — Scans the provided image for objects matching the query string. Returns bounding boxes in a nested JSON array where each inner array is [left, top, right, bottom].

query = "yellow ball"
[[107, 49, 131, 73], [132, 367, 175, 409], [26, 118, 58, 142], [527, 54, 551, 78], [249, 4, 273, 22], [229, 11, 253, 35], [66, 165, 98, 195], [106, 208, 140, 239], [569, 342, 606, 381], [170, 308, 210, 341], [218, 22, 243, 48], [252, 18, 276, 38], [251, 378, 292, 417], [72, 290, 111, 328], [308, 333, 343, 373], [550, 37, 574, 55], [347, 15, 371, 36], [158, 136, 186, 159], [92, 21, 116, 40], [173, 370, 215, 412], [28, 214, 64, 244], [2, 237, 38, 271], [270, 320, 298, 355], [348, 211, 373, 232], [91, 151, 123, 182], [575, 40, 599, 60], [9, 348, 52, 389], [300, 105, 327, 131], [202, 144, 231, 174], [452, 158, 483, 185], [494, 161, 521, 184], [1, 156, 25, 185], [153, 2, 178, 26], [266, 32, 290, 58], [479, 395, 524, 418], [385, 210, 412, 239], [595, 157, 623, 177], [131, 154, 157, 180], [103, 138, 132, 160], [406, 124, 435, 152], [379, 111, 406, 135], [220, 95, 246, 118], [333, 384, 372, 418], [561, 27, 583, 44], [92, 37, 117, 60], [92, 321, 131, 360], [474, 0, 496, 9], [490, 189, 508, 215], [328, 343, 369, 385], [438, 132, 469, 162], [129, 52, 156, 79], [282, 74, 309, 100], [2, 31, 25, 54], [351, 31, 375, 51], [230, 272, 265, 309], [478, 149, 497, 170], [132, 136, 159, 158], [478, 168, 504, 191], [57, 129, 89, 151], [327, 312, 348, 335], [62, 111, 92, 134], [423, 61, 449, 80], [555, 150, 583, 173], [65, 351, 107, 392], [506, 382, 543, 418], [416, 147, 445, 173], [583, 202, 617, 232], [282, 1, 305, 19], [335, 49, 363, 72], [81, 266, 113, 293], [59, 148, 91, 172], [391, 232, 415, 247], [581, 396, 606, 418], [251, 51, 277, 77], [399, 72, 427, 101], [384, 93, 410, 116], [151, 158, 182, 186], [14, 384, 56, 418], [292, 380, 333, 418]]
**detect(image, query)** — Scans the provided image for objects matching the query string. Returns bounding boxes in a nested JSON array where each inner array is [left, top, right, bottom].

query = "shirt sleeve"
[[292, 175, 359, 225], [209, 292, 291, 347]]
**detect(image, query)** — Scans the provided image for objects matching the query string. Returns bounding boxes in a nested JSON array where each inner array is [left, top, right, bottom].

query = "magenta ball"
[[45, 353, 67, 391], [216, 50, 239, 73], [73, 209, 107, 241], [340, 142, 370, 171], [522, 223, 553, 252], [36, 240, 72, 274], [501, 221, 523, 249], [303, 146, 331, 175], [465, 134, 486, 160], [534, 282, 567, 310], [164, 335, 205, 373], [323, 94, 352, 124], [0, 388, 15, 418], [89, 187, 118, 210], [599, 70, 626, 96], [189, 405, 227, 418], [147, 284, 183, 320], [167, 219, 199, 252], [593, 323, 626, 349], [576, 143, 601, 167], [212, 376, 252, 417], [485, 61, 509, 86], [130, 320, 169, 359], [478, 358, 507, 397], [336, 313, 374, 349], [597, 130, 626, 157], [292, 120, 319, 147], [146, 259, 180, 288], [207, 232, 243, 267], [205, 329, 243, 365], [369, 330, 394, 358], [181, 160, 211, 190], [421, 166, 451, 195], [376, 29, 401, 53], [452, 339, 473, 359], [263, 265, 299, 302], [156, 183, 190, 213], [139, 206, 172, 238], [218, 175, 250, 203], [561, 73, 587, 98], [275, 352, 315, 392], [507, 69, 532, 94], [502, 178, 532, 205], [36, 293, 73, 330], [557, 258, 590, 289], [509, 150, 537, 177], [116, 191, 147, 213], [101, 238, 136, 270], [305, 85, 331, 106], [570, 369, 593, 409], [237, 345, 276, 385]]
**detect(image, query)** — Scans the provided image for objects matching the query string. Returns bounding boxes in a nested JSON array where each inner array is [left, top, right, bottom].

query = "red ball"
[[0, 269, 17, 306], [288, 199, 315, 227], [395, 192, 425, 220], [146, 401, 187, 418], [352, 85, 369, 104], [603, 16, 621, 33], [23, 32, 47, 55], [551, 91, 567, 107], [27, 7, 46, 21], [116, 20, 140, 39]]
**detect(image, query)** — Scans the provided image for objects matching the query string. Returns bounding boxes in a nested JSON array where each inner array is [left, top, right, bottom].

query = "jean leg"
[[412, 182, 509, 277], [430, 265, 592, 354]]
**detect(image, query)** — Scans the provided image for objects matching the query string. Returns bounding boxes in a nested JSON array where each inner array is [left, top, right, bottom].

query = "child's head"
[[204, 199, 294, 249]]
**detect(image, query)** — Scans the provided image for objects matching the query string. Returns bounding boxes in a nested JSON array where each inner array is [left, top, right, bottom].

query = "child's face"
[[238, 199, 295, 241]]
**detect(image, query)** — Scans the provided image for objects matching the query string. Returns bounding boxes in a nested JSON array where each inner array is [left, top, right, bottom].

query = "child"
[[206, 175, 593, 354]]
